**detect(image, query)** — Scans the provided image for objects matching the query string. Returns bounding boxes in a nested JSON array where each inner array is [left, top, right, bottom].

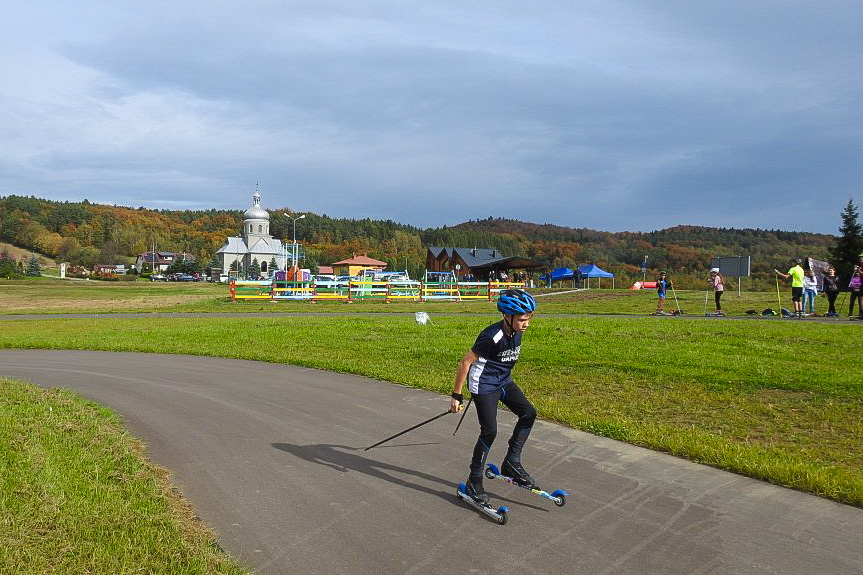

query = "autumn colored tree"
[[0, 194, 839, 289]]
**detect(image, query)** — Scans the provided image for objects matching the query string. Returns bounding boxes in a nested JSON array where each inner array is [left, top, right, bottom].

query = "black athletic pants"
[[827, 291, 838, 314], [714, 291, 723, 311], [469, 382, 536, 480]]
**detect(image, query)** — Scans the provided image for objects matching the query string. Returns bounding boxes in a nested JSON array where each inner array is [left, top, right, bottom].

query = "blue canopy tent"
[[578, 264, 614, 289], [544, 267, 579, 288]]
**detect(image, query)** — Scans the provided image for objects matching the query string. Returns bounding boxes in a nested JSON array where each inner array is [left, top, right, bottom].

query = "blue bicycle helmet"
[[497, 289, 536, 315]]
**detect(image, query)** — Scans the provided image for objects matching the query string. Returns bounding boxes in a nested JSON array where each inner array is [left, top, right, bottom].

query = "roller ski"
[[456, 479, 509, 525], [485, 462, 567, 507]]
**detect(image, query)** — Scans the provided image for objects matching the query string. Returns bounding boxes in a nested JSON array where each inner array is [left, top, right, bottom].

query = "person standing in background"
[[852, 259, 863, 320], [822, 266, 840, 317], [849, 264, 862, 317], [802, 268, 818, 316], [709, 268, 725, 316], [775, 258, 805, 318]]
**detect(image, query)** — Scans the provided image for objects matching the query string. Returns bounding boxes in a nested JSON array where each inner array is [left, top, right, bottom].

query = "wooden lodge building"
[[426, 247, 542, 281]]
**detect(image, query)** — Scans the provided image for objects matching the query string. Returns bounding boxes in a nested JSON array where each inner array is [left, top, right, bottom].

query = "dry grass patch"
[[0, 281, 220, 313]]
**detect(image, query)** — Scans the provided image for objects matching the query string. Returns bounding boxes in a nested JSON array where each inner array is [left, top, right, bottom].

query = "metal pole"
[[671, 285, 681, 314], [776, 275, 782, 314], [284, 213, 305, 274], [364, 410, 451, 451], [453, 397, 472, 436]]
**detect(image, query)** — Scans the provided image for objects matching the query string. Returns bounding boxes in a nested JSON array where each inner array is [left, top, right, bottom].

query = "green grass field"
[[1, 279, 861, 573], [0, 379, 250, 574], [0, 275, 829, 316]]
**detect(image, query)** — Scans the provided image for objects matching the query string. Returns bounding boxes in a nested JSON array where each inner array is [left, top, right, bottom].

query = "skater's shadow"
[[271, 442, 545, 511], [272, 442, 455, 504]]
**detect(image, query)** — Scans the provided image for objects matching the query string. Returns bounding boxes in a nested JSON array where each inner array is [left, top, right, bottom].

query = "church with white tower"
[[216, 188, 283, 278]]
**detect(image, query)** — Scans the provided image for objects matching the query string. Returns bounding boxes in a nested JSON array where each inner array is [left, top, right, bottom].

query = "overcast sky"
[[1, 2, 860, 234]]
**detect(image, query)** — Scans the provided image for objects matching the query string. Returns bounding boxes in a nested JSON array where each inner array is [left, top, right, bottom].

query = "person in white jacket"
[[709, 268, 725, 316], [802, 268, 818, 316]]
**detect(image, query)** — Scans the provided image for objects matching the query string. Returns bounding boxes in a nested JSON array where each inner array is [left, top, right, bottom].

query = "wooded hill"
[[0, 194, 837, 288]]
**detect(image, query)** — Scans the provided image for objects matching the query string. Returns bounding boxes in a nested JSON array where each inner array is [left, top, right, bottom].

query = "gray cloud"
[[0, 1, 860, 233]]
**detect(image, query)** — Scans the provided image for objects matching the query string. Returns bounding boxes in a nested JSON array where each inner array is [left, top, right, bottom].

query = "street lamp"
[[235, 236, 241, 280], [283, 213, 305, 271]]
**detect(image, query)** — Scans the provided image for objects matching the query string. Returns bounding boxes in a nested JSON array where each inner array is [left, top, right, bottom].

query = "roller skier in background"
[[655, 271, 672, 315], [450, 289, 537, 505]]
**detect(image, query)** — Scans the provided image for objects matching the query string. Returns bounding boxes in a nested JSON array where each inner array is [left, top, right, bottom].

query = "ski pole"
[[703, 288, 709, 316], [364, 410, 451, 451], [453, 397, 472, 436], [775, 275, 782, 314], [671, 285, 681, 314]]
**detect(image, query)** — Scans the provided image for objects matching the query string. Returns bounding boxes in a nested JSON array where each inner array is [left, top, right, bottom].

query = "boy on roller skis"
[[449, 289, 537, 505]]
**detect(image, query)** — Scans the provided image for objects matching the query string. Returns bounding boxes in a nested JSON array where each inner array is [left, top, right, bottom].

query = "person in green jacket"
[[775, 258, 805, 318]]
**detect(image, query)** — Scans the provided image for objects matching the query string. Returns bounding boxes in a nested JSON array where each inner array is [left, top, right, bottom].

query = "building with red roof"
[[331, 254, 387, 277]]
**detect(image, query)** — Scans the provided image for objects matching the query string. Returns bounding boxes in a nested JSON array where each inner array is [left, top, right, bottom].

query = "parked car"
[[175, 274, 196, 282], [381, 272, 411, 283], [150, 274, 168, 281]]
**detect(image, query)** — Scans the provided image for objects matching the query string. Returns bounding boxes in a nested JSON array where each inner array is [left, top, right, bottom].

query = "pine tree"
[[248, 258, 261, 279], [0, 249, 16, 279], [207, 254, 220, 274], [829, 199, 863, 283], [26, 254, 41, 276]]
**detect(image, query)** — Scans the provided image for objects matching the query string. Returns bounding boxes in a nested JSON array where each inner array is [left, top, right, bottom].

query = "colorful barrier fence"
[[229, 280, 273, 300], [230, 279, 524, 302]]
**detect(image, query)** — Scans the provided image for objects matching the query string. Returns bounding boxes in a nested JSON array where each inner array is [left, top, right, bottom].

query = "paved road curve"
[[2, 350, 861, 575]]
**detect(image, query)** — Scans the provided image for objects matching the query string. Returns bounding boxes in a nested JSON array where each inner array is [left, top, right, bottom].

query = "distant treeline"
[[0, 194, 839, 288]]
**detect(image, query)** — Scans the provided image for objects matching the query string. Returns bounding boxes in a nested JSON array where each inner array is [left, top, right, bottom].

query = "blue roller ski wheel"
[[550, 489, 567, 507], [485, 463, 500, 479]]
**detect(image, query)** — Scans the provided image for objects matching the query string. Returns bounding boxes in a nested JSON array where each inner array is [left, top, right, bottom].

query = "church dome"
[[244, 190, 270, 221]]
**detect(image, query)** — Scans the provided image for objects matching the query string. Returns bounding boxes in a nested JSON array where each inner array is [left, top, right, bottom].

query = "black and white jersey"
[[467, 321, 522, 395]]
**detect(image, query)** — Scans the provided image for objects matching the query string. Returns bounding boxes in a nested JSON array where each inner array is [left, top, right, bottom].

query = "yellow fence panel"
[[231, 279, 524, 303]]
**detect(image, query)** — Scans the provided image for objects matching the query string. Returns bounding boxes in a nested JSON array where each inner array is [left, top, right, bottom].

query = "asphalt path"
[[2, 350, 862, 575]]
